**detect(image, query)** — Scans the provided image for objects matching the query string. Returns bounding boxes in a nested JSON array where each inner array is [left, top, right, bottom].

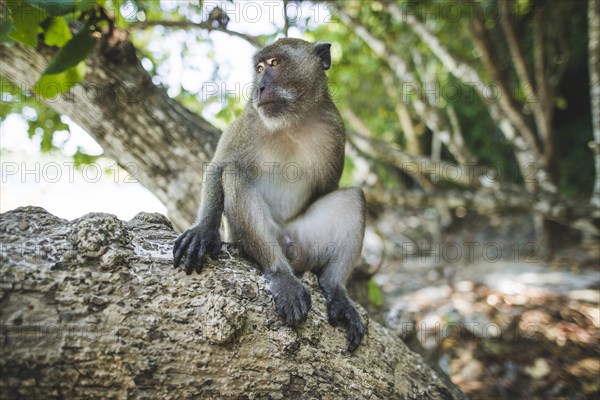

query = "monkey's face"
[[253, 56, 290, 117], [251, 39, 332, 131]]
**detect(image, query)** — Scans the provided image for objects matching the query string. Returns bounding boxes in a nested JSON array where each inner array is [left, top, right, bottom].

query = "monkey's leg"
[[224, 181, 311, 326], [286, 188, 367, 352]]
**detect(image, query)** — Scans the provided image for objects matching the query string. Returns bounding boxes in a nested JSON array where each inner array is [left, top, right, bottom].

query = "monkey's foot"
[[267, 270, 312, 326], [326, 290, 366, 352]]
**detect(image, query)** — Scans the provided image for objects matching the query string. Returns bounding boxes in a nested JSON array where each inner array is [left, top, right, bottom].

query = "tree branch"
[[282, 0, 290, 38], [342, 109, 599, 236], [342, 107, 435, 191], [447, 105, 477, 165], [532, 8, 554, 165], [342, 108, 484, 188], [380, 70, 421, 155], [0, 207, 465, 399], [366, 185, 600, 237], [130, 20, 263, 48], [499, 0, 552, 163], [410, 49, 477, 165], [335, 7, 468, 166], [335, 4, 556, 193], [499, 0, 536, 102], [589, 0, 600, 208], [469, 14, 556, 193]]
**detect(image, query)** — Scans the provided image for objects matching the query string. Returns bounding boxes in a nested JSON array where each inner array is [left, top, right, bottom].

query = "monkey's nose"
[[256, 85, 267, 102]]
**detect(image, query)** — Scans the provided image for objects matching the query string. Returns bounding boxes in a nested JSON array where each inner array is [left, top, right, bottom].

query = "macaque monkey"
[[174, 38, 366, 352]]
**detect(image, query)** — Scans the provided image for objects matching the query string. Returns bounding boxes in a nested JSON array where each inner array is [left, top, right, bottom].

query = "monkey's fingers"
[[195, 241, 208, 274], [173, 231, 186, 250], [173, 232, 194, 269], [184, 235, 201, 275]]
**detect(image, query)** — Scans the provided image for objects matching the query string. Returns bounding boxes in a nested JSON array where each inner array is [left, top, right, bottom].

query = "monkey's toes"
[[326, 299, 347, 326], [325, 293, 366, 352], [274, 284, 311, 326], [347, 319, 366, 352]]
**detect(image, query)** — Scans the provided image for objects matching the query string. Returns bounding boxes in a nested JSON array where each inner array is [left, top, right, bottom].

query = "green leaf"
[[34, 60, 86, 98], [74, 147, 100, 166], [367, 278, 383, 307], [42, 27, 94, 75], [40, 127, 54, 152], [25, 0, 77, 16], [555, 96, 568, 110], [8, 2, 47, 47], [77, 0, 100, 11], [0, 11, 15, 43], [44, 16, 71, 46], [27, 123, 39, 139]]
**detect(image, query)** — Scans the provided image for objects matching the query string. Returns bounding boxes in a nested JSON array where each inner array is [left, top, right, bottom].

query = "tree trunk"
[[0, 33, 221, 231], [0, 206, 464, 400]]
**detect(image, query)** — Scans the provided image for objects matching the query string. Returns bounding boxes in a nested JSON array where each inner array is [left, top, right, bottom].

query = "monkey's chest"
[[254, 127, 338, 222], [256, 159, 317, 223]]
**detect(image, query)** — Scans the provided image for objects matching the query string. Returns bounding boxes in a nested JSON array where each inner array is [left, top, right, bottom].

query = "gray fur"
[[174, 38, 367, 352]]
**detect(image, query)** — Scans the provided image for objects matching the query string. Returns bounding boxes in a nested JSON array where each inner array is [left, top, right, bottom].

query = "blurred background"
[[1, 1, 599, 398]]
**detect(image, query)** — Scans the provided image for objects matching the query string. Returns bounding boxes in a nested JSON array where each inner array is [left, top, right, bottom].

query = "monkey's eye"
[[269, 58, 280, 67], [256, 64, 264, 74]]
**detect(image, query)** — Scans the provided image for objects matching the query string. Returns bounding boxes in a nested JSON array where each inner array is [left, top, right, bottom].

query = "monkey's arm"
[[173, 163, 224, 274]]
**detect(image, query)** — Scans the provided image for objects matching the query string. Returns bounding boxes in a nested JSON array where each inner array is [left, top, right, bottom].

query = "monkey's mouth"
[[257, 100, 284, 116], [257, 99, 278, 107]]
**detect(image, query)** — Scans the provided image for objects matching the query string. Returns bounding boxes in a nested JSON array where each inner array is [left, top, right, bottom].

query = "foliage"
[[2, 1, 101, 96], [1, 82, 69, 153], [1, 1, 100, 161], [0, 0, 595, 194], [315, 0, 594, 195], [367, 278, 383, 307]]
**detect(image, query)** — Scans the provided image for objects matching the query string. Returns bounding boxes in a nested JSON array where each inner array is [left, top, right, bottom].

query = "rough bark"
[[0, 206, 463, 400], [0, 34, 221, 231]]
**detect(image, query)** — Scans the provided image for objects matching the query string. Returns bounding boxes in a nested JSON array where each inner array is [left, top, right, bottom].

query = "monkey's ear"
[[315, 43, 332, 70]]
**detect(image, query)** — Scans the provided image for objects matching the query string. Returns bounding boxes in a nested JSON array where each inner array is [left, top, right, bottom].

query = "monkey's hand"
[[326, 289, 367, 352], [267, 270, 312, 326], [173, 225, 221, 275]]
